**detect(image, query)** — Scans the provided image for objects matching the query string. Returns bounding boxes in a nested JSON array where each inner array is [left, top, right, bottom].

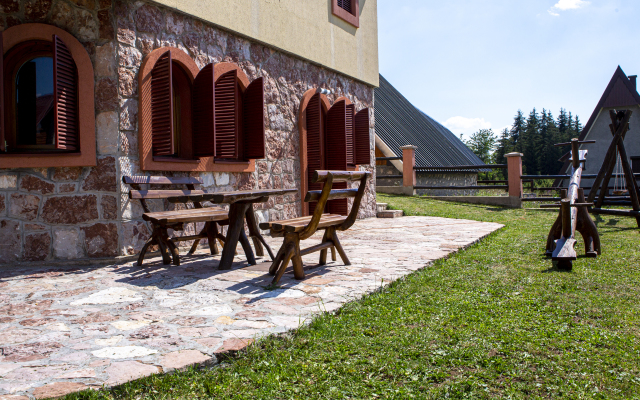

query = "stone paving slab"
[[0, 216, 502, 399]]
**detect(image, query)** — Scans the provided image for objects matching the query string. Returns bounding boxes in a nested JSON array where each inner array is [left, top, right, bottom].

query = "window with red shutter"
[[243, 77, 265, 160], [150, 51, 174, 156], [2, 34, 81, 154], [325, 100, 349, 216], [346, 103, 355, 165], [0, 31, 4, 153], [140, 53, 265, 172], [332, 0, 360, 27], [192, 64, 215, 157], [306, 93, 324, 214], [0, 24, 96, 168], [148, 49, 196, 161], [300, 91, 371, 217], [53, 35, 78, 151], [214, 69, 239, 160], [354, 108, 370, 165]]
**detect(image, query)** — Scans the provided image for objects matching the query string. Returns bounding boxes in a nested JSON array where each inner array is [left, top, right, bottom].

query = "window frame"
[[138, 47, 257, 173], [0, 23, 96, 168], [332, 0, 360, 28]]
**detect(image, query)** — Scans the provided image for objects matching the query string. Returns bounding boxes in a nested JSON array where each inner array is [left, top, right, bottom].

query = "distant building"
[[374, 75, 484, 195], [558, 66, 640, 190]]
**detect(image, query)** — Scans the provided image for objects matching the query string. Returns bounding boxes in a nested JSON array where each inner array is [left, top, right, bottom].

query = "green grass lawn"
[[64, 194, 640, 400]]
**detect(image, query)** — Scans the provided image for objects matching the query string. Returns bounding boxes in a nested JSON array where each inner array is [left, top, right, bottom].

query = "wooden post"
[[401, 145, 417, 196], [505, 152, 523, 198]]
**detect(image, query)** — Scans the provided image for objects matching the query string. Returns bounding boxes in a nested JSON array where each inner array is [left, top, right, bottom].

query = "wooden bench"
[[259, 170, 371, 285], [123, 176, 230, 266]]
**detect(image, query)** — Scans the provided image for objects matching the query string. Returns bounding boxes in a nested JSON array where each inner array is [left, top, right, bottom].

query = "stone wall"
[[416, 172, 478, 196], [0, 0, 376, 263]]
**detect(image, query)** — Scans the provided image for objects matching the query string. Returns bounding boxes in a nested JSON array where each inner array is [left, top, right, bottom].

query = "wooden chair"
[[123, 176, 230, 266], [260, 170, 371, 285]]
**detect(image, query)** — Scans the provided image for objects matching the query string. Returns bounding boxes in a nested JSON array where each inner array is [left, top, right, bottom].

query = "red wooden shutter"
[[325, 100, 348, 215], [354, 108, 370, 165], [0, 31, 4, 152], [53, 35, 78, 151], [192, 63, 215, 157], [243, 77, 265, 159], [214, 70, 238, 159], [346, 104, 354, 165], [306, 93, 324, 214], [150, 50, 174, 156]]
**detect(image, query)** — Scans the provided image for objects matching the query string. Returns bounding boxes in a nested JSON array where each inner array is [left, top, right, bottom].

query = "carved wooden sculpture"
[[260, 170, 371, 285], [544, 139, 601, 270]]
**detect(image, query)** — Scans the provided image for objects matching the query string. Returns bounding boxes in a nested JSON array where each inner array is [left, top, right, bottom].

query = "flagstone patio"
[[0, 216, 502, 399]]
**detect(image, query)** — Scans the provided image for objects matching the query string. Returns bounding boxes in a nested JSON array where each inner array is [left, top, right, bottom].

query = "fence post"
[[401, 145, 417, 196], [506, 152, 523, 198]]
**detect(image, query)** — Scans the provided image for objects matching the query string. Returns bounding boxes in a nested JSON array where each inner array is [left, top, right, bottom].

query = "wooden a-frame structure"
[[586, 109, 640, 226]]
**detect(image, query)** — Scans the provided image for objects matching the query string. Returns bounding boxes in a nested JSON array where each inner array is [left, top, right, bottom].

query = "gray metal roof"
[[375, 74, 484, 168]]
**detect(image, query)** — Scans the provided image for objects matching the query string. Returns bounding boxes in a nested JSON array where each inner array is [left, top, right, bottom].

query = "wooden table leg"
[[239, 230, 257, 265], [245, 206, 276, 260], [218, 202, 252, 270]]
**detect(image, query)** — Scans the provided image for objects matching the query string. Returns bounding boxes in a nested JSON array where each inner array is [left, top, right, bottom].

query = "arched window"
[[0, 24, 95, 168], [299, 89, 370, 215], [139, 49, 265, 172]]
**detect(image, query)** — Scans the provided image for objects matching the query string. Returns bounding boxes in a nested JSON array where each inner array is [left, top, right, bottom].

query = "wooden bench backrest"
[[122, 175, 206, 212], [299, 170, 370, 239]]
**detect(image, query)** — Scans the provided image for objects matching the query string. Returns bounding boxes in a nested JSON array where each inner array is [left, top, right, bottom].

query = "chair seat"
[[266, 214, 347, 233], [143, 207, 229, 225]]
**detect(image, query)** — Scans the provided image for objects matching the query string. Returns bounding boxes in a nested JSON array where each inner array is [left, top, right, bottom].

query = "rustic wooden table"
[[168, 188, 297, 270]]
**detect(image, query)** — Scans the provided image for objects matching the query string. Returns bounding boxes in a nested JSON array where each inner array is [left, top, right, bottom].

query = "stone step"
[[376, 202, 388, 213], [377, 209, 403, 218]]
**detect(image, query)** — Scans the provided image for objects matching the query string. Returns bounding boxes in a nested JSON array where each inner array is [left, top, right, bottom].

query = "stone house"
[[0, 0, 378, 264], [374, 75, 484, 196], [557, 66, 640, 191]]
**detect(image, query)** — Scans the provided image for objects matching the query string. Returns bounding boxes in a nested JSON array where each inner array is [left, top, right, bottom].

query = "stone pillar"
[[506, 152, 523, 198], [401, 145, 417, 196]]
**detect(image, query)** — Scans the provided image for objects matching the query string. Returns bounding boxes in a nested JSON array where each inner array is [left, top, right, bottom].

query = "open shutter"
[[306, 93, 324, 214], [214, 70, 238, 159], [243, 77, 265, 159], [150, 50, 173, 156], [346, 104, 354, 165], [53, 35, 78, 151], [354, 108, 370, 165], [325, 100, 348, 215], [192, 63, 215, 157], [0, 31, 4, 152]]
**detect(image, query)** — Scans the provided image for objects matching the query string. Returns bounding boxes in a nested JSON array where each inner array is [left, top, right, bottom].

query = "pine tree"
[[510, 110, 526, 152], [521, 108, 540, 174]]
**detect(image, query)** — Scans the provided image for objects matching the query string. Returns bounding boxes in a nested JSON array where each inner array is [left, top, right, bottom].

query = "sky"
[[377, 0, 640, 139]]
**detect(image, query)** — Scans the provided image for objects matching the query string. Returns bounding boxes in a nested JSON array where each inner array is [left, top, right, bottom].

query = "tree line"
[[464, 108, 583, 178]]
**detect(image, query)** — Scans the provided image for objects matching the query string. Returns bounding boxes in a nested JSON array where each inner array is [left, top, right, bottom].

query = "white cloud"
[[444, 116, 492, 136], [548, 10, 560, 16], [553, 0, 589, 10]]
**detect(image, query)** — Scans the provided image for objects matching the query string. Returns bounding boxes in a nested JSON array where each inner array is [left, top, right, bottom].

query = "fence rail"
[[414, 185, 508, 190], [414, 164, 507, 170]]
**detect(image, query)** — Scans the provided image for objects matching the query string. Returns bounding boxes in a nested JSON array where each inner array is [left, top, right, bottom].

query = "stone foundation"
[[0, 0, 376, 264]]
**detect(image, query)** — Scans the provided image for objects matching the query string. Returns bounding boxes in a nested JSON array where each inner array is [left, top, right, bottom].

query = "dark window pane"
[[16, 57, 55, 146]]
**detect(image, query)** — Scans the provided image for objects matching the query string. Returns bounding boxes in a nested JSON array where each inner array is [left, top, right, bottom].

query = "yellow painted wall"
[[151, 0, 379, 87]]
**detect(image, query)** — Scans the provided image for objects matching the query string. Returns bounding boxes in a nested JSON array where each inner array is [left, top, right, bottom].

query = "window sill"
[[0, 151, 96, 168]]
